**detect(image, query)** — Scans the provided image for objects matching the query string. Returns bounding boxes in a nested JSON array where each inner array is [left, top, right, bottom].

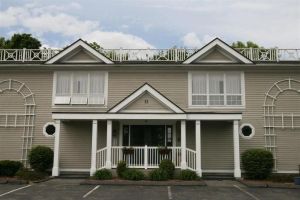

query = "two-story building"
[[0, 38, 299, 178]]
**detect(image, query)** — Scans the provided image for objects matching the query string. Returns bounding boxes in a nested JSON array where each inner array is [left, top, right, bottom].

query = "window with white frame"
[[54, 71, 106, 105], [190, 72, 243, 106]]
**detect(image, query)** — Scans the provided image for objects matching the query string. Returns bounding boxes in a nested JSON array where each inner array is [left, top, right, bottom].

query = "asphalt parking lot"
[[0, 179, 299, 200]]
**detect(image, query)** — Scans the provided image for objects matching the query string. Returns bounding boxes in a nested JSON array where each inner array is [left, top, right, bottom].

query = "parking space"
[[0, 179, 299, 200]]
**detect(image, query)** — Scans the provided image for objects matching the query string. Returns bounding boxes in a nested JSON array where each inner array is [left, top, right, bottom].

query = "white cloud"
[[182, 33, 215, 48], [83, 31, 155, 48], [0, 4, 155, 48]]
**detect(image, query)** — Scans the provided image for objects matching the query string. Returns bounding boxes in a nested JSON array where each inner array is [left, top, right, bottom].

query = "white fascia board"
[[109, 84, 184, 113], [183, 39, 252, 64], [187, 114, 242, 120], [46, 40, 113, 64], [52, 113, 242, 120]]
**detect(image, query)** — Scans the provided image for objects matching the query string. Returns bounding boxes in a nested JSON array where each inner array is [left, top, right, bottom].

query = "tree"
[[0, 33, 41, 49], [232, 41, 261, 48]]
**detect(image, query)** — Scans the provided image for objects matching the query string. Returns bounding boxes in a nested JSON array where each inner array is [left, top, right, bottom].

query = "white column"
[[52, 120, 61, 177], [181, 120, 187, 169], [106, 120, 112, 169], [90, 120, 98, 176], [233, 120, 241, 178], [195, 120, 202, 177]]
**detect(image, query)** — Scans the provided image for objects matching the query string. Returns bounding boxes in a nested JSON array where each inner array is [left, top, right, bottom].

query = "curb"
[[81, 179, 206, 186], [238, 180, 300, 189]]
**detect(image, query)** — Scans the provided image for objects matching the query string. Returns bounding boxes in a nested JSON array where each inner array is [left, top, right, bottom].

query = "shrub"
[[149, 169, 168, 181], [28, 146, 53, 172], [16, 168, 47, 181], [0, 160, 23, 177], [241, 149, 274, 180], [117, 161, 127, 178], [159, 159, 175, 179], [122, 169, 144, 181], [94, 169, 113, 180], [179, 170, 199, 180], [267, 174, 296, 183]]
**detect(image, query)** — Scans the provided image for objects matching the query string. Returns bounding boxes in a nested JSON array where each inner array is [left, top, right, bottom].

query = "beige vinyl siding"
[[0, 71, 54, 161], [60, 121, 92, 169], [122, 92, 171, 112], [108, 72, 188, 110], [201, 121, 234, 171], [241, 71, 300, 171]]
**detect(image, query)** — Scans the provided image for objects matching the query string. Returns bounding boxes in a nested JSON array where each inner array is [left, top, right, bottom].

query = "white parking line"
[[167, 186, 172, 200], [0, 184, 32, 197], [83, 185, 100, 198], [233, 185, 261, 200]]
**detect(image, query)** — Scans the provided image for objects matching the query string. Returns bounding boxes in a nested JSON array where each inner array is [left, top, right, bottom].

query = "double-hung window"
[[190, 72, 244, 107], [54, 71, 107, 105]]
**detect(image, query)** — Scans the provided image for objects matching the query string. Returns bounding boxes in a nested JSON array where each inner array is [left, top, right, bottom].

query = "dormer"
[[183, 38, 253, 64]]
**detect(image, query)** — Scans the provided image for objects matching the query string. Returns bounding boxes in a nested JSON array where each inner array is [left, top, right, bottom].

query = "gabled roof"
[[109, 83, 184, 113], [45, 39, 113, 64], [183, 38, 253, 64]]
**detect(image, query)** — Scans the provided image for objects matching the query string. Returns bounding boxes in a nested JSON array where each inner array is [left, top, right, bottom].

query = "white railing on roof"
[[0, 48, 300, 62]]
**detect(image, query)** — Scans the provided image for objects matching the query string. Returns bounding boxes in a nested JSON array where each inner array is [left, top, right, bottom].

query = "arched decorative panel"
[[0, 79, 35, 166], [263, 78, 300, 170]]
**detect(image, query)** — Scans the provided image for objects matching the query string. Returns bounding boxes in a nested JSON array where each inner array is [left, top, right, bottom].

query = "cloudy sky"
[[0, 0, 299, 49]]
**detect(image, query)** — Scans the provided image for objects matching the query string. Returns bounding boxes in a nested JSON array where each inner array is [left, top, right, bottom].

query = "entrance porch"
[[51, 113, 242, 178]]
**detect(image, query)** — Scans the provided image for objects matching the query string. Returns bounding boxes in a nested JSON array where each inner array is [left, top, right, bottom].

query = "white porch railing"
[[96, 146, 197, 170], [96, 147, 107, 169], [186, 148, 196, 170], [1, 48, 300, 62]]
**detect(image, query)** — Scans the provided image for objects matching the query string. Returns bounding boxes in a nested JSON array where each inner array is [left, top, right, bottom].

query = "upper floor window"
[[189, 71, 244, 107], [54, 71, 107, 105]]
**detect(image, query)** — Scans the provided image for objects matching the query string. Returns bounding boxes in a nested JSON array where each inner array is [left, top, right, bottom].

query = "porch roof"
[[51, 113, 242, 120]]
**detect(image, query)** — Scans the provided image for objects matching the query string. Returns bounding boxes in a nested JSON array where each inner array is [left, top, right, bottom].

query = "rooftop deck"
[[0, 48, 299, 63]]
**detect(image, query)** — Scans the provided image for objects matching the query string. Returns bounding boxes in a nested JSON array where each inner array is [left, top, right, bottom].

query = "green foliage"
[[232, 41, 261, 48], [179, 170, 199, 180], [16, 168, 47, 181], [159, 159, 175, 179], [89, 41, 103, 51], [122, 169, 144, 181], [0, 33, 41, 49], [241, 149, 274, 180], [117, 161, 127, 178], [0, 160, 23, 177], [148, 169, 168, 181], [28, 146, 53, 172], [94, 169, 113, 180]]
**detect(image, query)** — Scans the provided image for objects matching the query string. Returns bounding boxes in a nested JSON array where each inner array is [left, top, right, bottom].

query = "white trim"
[[90, 120, 98, 176], [120, 109, 172, 113], [52, 71, 108, 107], [183, 38, 252, 64], [202, 169, 234, 173], [46, 40, 113, 64], [52, 113, 243, 120], [109, 84, 183, 113], [106, 120, 112, 169], [43, 122, 56, 137], [240, 123, 255, 139], [181, 120, 187, 169], [195, 120, 202, 177], [59, 168, 90, 172], [52, 120, 61, 177], [233, 120, 241, 178], [188, 71, 245, 108], [276, 170, 300, 174]]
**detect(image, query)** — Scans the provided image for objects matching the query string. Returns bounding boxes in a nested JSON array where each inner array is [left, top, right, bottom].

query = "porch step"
[[59, 171, 90, 179], [202, 173, 234, 180]]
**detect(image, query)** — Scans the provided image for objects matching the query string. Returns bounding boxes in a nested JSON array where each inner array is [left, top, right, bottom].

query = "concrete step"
[[59, 171, 90, 179], [202, 173, 234, 180]]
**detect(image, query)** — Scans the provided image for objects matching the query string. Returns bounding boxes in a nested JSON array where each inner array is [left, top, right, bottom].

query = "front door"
[[123, 125, 173, 146]]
